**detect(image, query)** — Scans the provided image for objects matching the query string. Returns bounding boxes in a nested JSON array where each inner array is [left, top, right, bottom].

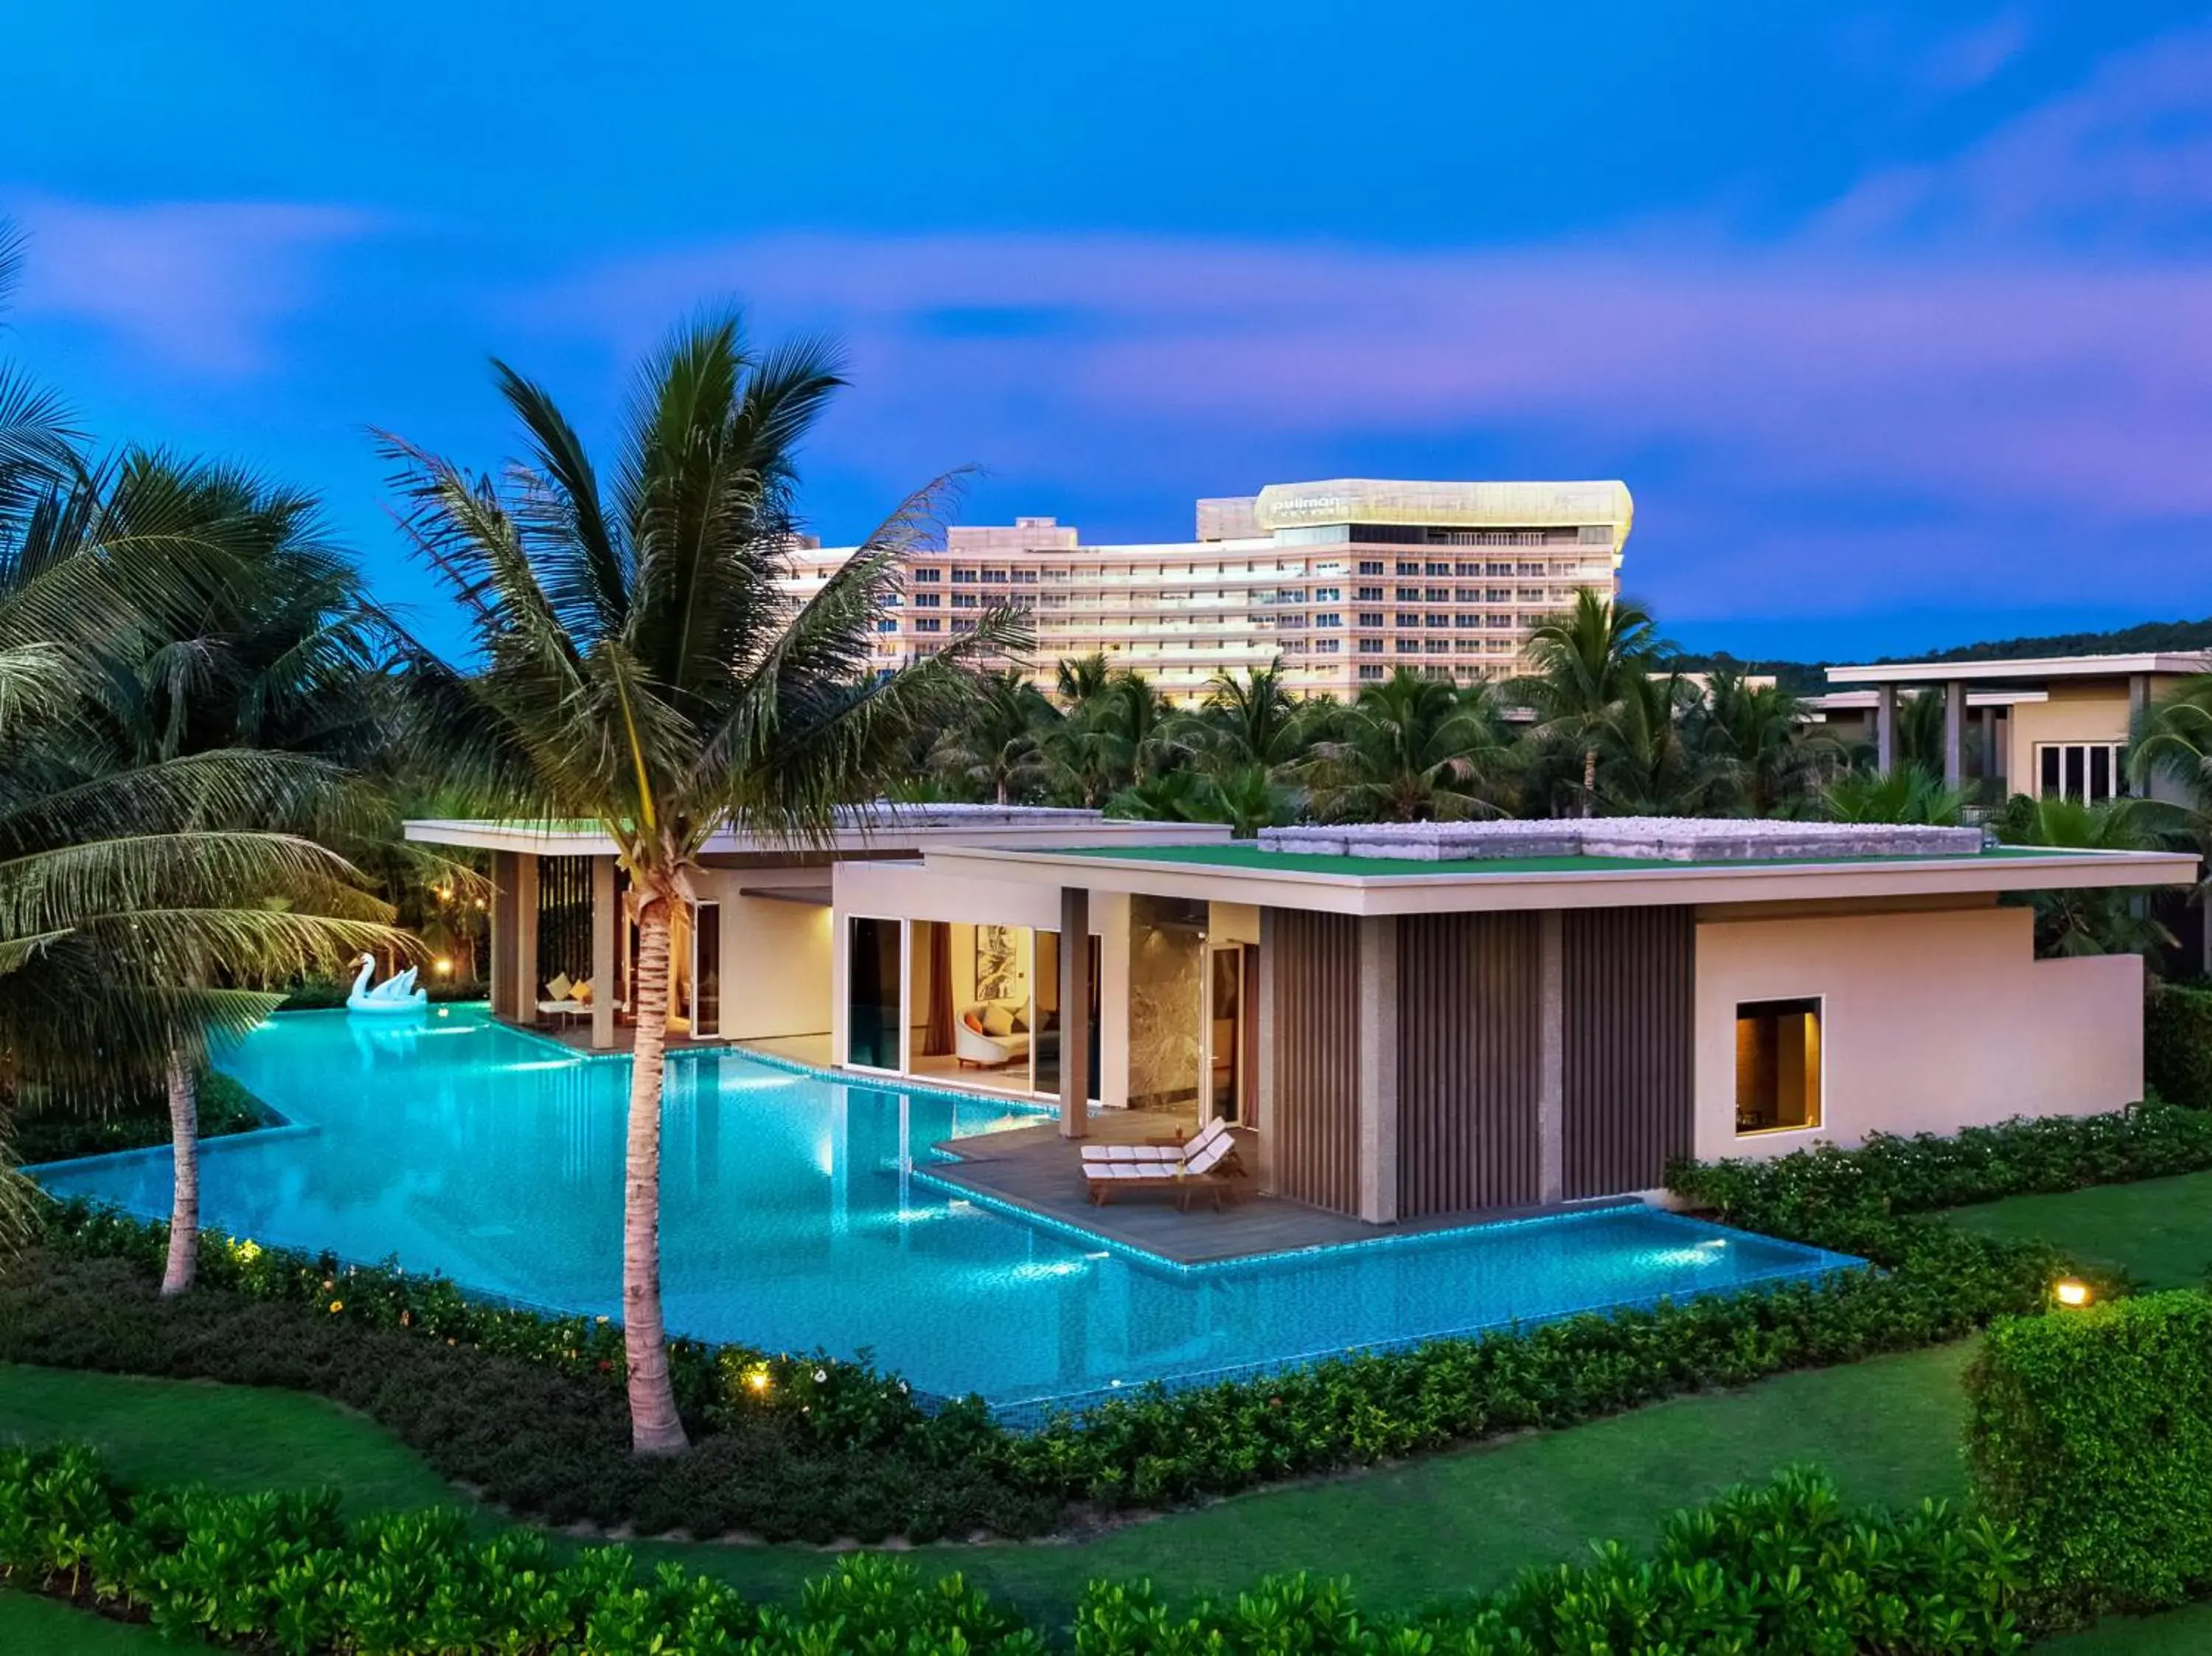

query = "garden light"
[[2053, 1278, 2092, 1309], [434, 957, 453, 975], [742, 1362, 772, 1394]]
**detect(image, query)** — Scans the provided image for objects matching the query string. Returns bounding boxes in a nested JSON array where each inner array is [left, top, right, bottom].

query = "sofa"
[[955, 1001, 1032, 1069]]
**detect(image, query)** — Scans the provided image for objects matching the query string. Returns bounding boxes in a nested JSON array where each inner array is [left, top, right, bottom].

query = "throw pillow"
[[570, 980, 593, 1003], [981, 1003, 1015, 1039], [961, 1011, 986, 1035], [544, 973, 573, 1002]]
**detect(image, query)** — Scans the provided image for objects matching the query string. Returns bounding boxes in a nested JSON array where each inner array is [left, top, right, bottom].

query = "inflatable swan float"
[[347, 953, 427, 1015]]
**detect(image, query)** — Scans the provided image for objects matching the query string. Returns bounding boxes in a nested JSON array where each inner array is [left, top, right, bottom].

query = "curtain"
[[922, 921, 955, 1056]]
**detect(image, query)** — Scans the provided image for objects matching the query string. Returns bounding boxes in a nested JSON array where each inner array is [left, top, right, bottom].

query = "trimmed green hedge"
[[12, 1073, 269, 1166], [1967, 1290, 2212, 1618], [0, 1447, 2034, 1655], [2146, 981, 2212, 1109]]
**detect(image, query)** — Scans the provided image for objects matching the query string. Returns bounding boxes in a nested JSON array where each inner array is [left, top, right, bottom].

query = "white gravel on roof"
[[1257, 818, 1987, 863]]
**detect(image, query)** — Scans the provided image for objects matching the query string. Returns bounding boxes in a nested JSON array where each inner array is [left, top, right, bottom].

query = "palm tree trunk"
[[1582, 745, 1599, 818], [622, 894, 689, 1455], [161, 1054, 198, 1296]]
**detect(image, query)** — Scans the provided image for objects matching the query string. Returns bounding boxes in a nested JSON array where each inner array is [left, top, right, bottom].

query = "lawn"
[[1946, 1169, 2212, 1290], [1, 1344, 1972, 1624]]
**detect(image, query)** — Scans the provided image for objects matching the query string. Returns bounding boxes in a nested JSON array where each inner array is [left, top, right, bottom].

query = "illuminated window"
[[1736, 998, 1822, 1135]]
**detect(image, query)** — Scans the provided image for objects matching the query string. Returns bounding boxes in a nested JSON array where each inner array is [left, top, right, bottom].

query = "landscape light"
[[2053, 1278, 2092, 1309], [742, 1362, 773, 1394], [434, 957, 453, 975]]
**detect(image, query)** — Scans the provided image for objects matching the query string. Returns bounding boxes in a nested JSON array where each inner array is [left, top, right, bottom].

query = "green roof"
[[1034, 841, 2072, 879]]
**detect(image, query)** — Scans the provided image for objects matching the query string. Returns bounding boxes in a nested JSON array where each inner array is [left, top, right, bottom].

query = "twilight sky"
[[6, 2, 2211, 660]]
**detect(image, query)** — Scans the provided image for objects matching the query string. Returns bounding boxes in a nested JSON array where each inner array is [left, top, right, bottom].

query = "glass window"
[[691, 903, 721, 1037], [846, 917, 902, 1069], [1357, 560, 1384, 576], [1736, 998, 1822, 1135]]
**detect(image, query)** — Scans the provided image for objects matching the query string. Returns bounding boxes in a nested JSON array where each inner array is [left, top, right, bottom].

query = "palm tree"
[[928, 667, 1054, 804], [1694, 668, 1830, 815], [1597, 672, 1732, 816], [382, 315, 1020, 1454], [1307, 669, 1513, 823], [1821, 765, 1966, 825], [2132, 673, 2212, 804], [1993, 793, 2178, 958], [1514, 591, 1666, 816], [1200, 660, 1299, 768]]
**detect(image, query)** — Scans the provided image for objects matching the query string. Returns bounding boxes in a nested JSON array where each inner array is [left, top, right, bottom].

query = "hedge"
[[1966, 1289, 2212, 1620], [2146, 981, 2212, 1110], [11, 1071, 268, 1166], [0, 1447, 2035, 1655]]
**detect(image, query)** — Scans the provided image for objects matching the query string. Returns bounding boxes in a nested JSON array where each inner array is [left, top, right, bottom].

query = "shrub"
[[0, 1446, 2033, 1655], [2146, 981, 2212, 1109], [11, 1072, 270, 1166], [1966, 1289, 2212, 1618]]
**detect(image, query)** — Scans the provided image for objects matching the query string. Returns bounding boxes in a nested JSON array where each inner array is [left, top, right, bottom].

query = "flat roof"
[[917, 840, 2199, 917], [403, 805, 1234, 859], [1826, 652, 2211, 687]]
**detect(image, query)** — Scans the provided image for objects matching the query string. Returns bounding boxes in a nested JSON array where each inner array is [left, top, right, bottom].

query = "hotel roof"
[[1826, 651, 2211, 687]]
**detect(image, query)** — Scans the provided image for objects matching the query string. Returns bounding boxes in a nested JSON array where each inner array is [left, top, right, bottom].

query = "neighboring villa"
[[1806, 649, 2212, 801], [407, 810, 2193, 1232]]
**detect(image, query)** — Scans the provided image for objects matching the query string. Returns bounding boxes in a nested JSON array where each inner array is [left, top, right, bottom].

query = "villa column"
[[1943, 681, 1965, 788], [591, 855, 617, 1051], [487, 850, 518, 1020], [1875, 683, 1897, 774], [512, 853, 540, 1026], [1356, 914, 1399, 1225], [1980, 704, 1999, 793], [1057, 886, 1091, 1139], [1537, 910, 1565, 1206]]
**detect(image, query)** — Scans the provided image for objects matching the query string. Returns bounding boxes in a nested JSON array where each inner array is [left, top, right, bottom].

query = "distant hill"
[[1669, 616, 2212, 697]]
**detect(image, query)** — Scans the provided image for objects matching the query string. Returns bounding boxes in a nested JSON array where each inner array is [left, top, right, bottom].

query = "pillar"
[[1356, 914, 1399, 1225], [512, 853, 539, 1025], [1980, 704, 1998, 795], [1875, 683, 1897, 774], [591, 855, 617, 1051], [1537, 910, 1565, 1206], [1254, 907, 1276, 1193], [1943, 681, 1965, 788], [487, 850, 518, 1020], [1057, 886, 1091, 1139]]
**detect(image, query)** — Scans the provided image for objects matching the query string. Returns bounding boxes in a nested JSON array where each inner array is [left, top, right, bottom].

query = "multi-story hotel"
[[787, 478, 1633, 703]]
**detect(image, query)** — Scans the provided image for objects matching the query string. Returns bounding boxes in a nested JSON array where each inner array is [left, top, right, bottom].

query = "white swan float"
[[347, 953, 428, 1015]]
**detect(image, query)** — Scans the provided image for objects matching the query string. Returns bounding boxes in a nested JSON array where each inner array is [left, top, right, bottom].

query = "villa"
[[407, 810, 2193, 1235]]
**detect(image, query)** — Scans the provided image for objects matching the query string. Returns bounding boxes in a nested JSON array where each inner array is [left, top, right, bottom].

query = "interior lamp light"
[[2053, 1278, 2093, 1309]]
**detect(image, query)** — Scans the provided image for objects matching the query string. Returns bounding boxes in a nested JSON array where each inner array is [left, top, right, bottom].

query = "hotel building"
[[787, 479, 1634, 703]]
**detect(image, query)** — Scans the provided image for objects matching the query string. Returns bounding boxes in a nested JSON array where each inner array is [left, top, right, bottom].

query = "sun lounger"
[[1084, 1127, 1241, 1210], [1077, 1117, 1233, 1165]]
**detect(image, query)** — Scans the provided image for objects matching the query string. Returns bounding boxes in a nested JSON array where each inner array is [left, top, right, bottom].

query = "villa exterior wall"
[[2006, 683, 2131, 793], [692, 876, 832, 1042], [1691, 902, 2143, 1163], [1394, 912, 1542, 1217], [1265, 906, 1363, 1214], [1562, 906, 1697, 1198]]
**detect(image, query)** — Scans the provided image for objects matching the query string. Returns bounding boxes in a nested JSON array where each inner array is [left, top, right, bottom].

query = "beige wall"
[[1694, 902, 2142, 1161], [689, 868, 833, 1041], [2006, 683, 2131, 793]]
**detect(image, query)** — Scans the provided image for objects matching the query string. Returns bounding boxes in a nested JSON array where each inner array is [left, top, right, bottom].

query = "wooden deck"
[[923, 1115, 1391, 1265]]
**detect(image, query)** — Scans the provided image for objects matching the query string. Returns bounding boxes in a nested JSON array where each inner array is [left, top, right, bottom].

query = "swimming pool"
[[32, 1006, 1862, 1413]]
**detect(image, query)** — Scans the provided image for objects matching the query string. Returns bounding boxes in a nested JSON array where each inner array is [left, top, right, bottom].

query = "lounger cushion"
[[544, 973, 574, 1002], [981, 1003, 1016, 1038]]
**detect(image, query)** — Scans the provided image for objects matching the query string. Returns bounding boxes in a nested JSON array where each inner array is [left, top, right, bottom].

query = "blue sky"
[[6, 2, 2211, 660]]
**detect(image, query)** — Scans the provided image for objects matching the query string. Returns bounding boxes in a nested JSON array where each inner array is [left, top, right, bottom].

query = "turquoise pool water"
[[33, 1006, 1861, 1413]]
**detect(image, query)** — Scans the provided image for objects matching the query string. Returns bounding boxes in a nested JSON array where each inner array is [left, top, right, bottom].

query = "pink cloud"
[[11, 197, 377, 375]]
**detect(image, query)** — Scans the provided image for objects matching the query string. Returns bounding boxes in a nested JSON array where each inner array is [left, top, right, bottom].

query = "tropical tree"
[[2131, 673, 2212, 804], [1198, 660, 1301, 769], [928, 667, 1054, 804], [1820, 764, 1966, 825], [381, 315, 1019, 1454], [1306, 669, 1513, 823], [1596, 672, 1733, 816], [1514, 591, 1666, 816], [1693, 668, 1832, 815], [1992, 793, 2178, 958]]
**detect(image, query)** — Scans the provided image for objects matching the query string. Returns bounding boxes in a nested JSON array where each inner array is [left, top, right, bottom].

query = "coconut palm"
[[1597, 672, 1733, 816], [1200, 660, 1301, 769], [928, 667, 1054, 804], [1307, 669, 1513, 823], [1992, 793, 2178, 958], [2132, 672, 2212, 804], [381, 314, 1022, 1454], [1514, 591, 1666, 817], [1694, 668, 1832, 815], [0, 465, 402, 1264]]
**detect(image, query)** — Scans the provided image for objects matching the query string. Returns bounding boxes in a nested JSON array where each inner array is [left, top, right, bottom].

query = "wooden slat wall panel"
[[1396, 913, 1542, 1217], [1267, 908, 1362, 1215], [1561, 906, 1696, 1198]]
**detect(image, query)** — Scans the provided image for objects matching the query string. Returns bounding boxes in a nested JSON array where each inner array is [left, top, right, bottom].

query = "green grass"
[[1, 1343, 1973, 1622], [1947, 1170, 2212, 1291], [0, 1591, 186, 1651]]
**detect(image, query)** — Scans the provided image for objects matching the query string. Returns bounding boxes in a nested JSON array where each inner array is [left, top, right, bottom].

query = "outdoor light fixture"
[[434, 957, 453, 976], [2054, 1278, 2093, 1309], [742, 1363, 773, 1394]]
